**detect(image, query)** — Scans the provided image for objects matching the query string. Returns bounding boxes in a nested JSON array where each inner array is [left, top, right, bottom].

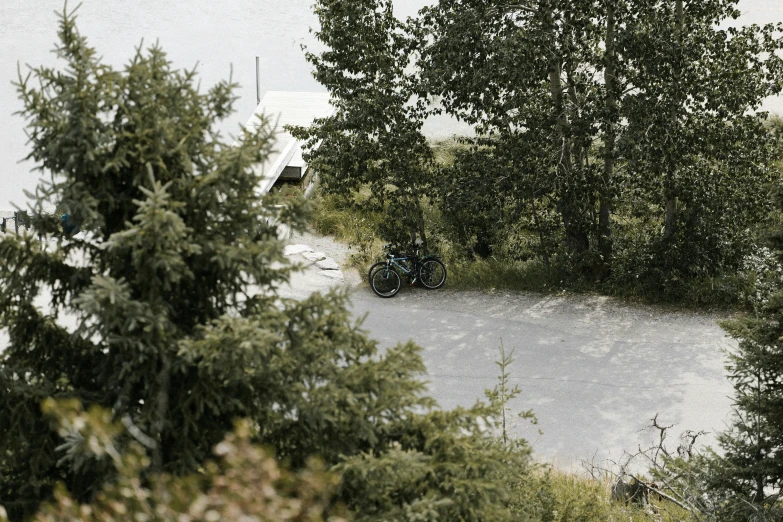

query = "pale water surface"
[[1, 0, 781, 208]]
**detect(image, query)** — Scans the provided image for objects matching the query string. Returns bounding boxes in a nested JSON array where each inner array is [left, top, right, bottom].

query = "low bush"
[[446, 257, 553, 293]]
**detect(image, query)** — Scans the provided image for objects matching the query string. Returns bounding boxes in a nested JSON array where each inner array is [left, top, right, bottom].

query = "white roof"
[[246, 91, 334, 194]]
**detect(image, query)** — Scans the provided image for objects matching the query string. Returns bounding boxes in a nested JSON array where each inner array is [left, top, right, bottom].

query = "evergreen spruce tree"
[[0, 7, 531, 520], [714, 185, 783, 518]]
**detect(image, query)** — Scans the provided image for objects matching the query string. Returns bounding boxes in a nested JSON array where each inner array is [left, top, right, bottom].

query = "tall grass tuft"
[[447, 257, 554, 293], [510, 467, 698, 521]]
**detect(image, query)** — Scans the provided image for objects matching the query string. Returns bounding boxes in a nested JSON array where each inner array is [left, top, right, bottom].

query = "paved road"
[[1, 234, 737, 469], [347, 284, 735, 468]]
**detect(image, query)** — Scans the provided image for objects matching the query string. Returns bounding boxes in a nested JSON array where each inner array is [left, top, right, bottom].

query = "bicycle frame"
[[386, 252, 419, 280], [376, 244, 443, 282]]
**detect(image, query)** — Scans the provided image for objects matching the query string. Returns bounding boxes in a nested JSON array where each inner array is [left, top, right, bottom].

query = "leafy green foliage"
[[416, 0, 616, 271], [8, 403, 348, 522], [615, 2, 782, 291], [300, 0, 783, 298], [415, 0, 783, 285]]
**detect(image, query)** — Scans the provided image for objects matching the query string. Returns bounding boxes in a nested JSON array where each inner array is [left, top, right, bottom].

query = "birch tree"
[[292, 0, 434, 250]]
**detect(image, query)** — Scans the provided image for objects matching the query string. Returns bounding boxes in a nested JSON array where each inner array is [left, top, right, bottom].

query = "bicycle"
[[368, 243, 446, 298]]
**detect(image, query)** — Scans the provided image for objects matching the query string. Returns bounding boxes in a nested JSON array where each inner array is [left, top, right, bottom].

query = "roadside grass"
[[310, 191, 386, 268], [308, 150, 776, 311], [601, 271, 757, 312], [445, 257, 554, 293], [446, 255, 757, 312], [310, 190, 764, 310]]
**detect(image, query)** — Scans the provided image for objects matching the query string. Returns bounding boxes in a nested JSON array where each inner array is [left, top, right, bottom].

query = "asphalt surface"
[[345, 284, 735, 467], [0, 231, 737, 469]]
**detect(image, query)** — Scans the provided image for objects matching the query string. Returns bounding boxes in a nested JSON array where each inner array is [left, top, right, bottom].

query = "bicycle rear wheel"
[[370, 266, 402, 297], [418, 259, 446, 289]]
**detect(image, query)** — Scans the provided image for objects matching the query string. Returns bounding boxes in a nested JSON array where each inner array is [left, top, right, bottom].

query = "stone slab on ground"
[[316, 258, 340, 271], [302, 251, 327, 262], [283, 244, 313, 256]]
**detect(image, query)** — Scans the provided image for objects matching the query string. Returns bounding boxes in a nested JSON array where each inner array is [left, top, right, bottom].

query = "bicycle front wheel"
[[418, 259, 446, 289], [368, 262, 387, 283], [370, 266, 402, 297]]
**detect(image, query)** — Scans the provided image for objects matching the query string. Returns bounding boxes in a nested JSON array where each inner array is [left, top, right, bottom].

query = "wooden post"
[[256, 56, 261, 104]]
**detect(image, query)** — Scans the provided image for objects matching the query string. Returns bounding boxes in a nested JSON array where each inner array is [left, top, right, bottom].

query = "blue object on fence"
[[61, 214, 79, 236]]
